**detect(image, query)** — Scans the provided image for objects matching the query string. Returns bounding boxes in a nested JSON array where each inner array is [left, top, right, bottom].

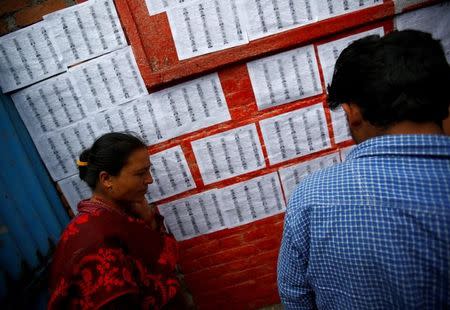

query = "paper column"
[[44, 0, 127, 66], [247, 44, 322, 110], [145, 0, 197, 15], [12, 73, 87, 142], [35, 119, 101, 181], [167, 0, 248, 59], [240, 0, 317, 40], [317, 27, 385, 143], [58, 175, 92, 214], [259, 103, 331, 165], [395, 2, 450, 63], [148, 73, 231, 142], [146, 146, 196, 202], [278, 152, 340, 201], [69, 46, 147, 113], [192, 124, 265, 185], [0, 21, 65, 92], [315, 0, 382, 20], [158, 189, 227, 240], [219, 172, 285, 227]]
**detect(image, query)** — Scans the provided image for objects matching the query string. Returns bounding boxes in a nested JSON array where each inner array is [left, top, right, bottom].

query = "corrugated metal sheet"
[[0, 92, 69, 308]]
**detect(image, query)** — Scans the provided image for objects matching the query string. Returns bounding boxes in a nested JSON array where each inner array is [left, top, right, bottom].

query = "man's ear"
[[342, 103, 363, 129]]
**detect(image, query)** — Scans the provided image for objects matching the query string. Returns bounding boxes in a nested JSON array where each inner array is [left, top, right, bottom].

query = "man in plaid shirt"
[[278, 30, 450, 309]]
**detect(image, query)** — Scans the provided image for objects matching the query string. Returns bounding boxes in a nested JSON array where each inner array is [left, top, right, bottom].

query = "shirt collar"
[[346, 134, 450, 160]]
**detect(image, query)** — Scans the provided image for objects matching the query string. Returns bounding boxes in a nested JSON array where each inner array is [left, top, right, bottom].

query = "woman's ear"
[[98, 171, 113, 191]]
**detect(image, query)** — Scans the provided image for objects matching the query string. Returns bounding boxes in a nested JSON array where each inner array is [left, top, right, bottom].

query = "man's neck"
[[383, 121, 444, 136]]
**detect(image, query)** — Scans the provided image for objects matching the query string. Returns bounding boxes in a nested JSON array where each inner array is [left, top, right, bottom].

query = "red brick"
[[14, 0, 70, 27], [218, 234, 244, 248], [253, 236, 282, 252], [178, 259, 201, 274], [179, 239, 221, 262], [197, 244, 258, 268], [0, 0, 30, 17], [251, 250, 279, 267]]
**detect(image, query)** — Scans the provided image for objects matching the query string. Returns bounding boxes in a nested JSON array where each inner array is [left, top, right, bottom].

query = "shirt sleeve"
[[277, 191, 315, 310]]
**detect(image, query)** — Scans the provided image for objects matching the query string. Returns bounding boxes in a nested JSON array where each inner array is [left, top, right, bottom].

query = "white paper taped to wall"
[[94, 102, 142, 139], [145, 0, 196, 15], [158, 188, 227, 240], [317, 27, 384, 143], [219, 172, 285, 228], [240, 0, 317, 41], [167, 0, 248, 59], [279, 152, 340, 202], [44, 0, 127, 66], [0, 21, 65, 93], [35, 118, 102, 181], [393, 0, 429, 13], [58, 174, 92, 215], [395, 2, 450, 63], [12, 72, 87, 143], [147, 73, 231, 143], [259, 103, 331, 165], [69, 46, 147, 113], [315, 0, 382, 21], [247, 44, 322, 110], [191, 124, 266, 185], [317, 27, 385, 90], [329, 107, 351, 144], [94, 73, 230, 147], [146, 146, 196, 202]]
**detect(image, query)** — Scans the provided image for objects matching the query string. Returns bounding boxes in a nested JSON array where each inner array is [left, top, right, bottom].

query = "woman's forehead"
[[126, 148, 150, 168]]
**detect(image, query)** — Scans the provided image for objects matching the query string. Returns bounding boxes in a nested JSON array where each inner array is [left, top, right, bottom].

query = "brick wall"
[[178, 214, 285, 310], [0, 0, 76, 36]]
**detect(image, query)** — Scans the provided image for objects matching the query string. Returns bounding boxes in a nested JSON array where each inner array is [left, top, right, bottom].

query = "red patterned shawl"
[[48, 199, 182, 310]]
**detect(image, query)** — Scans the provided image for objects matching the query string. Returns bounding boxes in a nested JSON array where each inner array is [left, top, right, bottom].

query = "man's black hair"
[[327, 30, 450, 128]]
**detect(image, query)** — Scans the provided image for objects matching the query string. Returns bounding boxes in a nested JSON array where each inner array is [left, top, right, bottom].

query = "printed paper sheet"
[[44, 0, 127, 66], [35, 118, 102, 181], [247, 44, 322, 110], [191, 124, 265, 185], [395, 2, 450, 63], [317, 28, 384, 144], [145, 0, 196, 15], [317, 27, 385, 89], [279, 152, 340, 201], [393, 0, 429, 13], [147, 73, 231, 143], [58, 174, 92, 214], [240, 0, 317, 40], [167, 0, 248, 59], [259, 103, 331, 165], [12, 72, 87, 142], [146, 146, 196, 202], [330, 106, 352, 143], [219, 172, 285, 227], [0, 21, 65, 93], [69, 46, 147, 113], [158, 189, 227, 240], [315, 0, 382, 20]]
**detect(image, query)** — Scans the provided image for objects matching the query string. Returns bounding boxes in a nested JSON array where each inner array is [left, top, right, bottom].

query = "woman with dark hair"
[[48, 133, 187, 309]]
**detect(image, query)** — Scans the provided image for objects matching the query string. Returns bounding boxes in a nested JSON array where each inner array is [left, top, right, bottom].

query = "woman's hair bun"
[[78, 148, 91, 181]]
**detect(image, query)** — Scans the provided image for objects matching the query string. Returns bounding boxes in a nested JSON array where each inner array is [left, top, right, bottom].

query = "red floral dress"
[[48, 200, 184, 310]]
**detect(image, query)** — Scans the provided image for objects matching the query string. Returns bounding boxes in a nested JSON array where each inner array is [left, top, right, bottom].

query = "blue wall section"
[[0, 92, 69, 308]]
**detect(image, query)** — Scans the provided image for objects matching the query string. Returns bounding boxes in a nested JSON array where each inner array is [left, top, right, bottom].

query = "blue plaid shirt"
[[278, 135, 450, 309]]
